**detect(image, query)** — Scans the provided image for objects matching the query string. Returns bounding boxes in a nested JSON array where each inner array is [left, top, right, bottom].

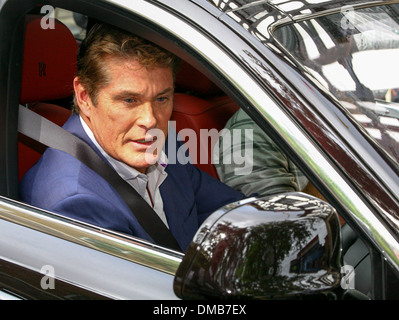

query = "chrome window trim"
[[0, 196, 183, 275], [108, 0, 399, 271]]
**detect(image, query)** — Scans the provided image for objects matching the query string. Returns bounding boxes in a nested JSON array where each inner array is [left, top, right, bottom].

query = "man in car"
[[20, 23, 245, 252]]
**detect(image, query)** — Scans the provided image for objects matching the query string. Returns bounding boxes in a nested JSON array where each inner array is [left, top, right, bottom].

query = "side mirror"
[[174, 192, 342, 299]]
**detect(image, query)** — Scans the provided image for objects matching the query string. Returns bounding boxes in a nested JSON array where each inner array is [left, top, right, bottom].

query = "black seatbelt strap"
[[18, 105, 182, 252]]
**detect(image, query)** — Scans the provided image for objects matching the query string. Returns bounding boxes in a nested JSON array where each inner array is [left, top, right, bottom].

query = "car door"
[[1, 0, 399, 300], [0, 195, 182, 299]]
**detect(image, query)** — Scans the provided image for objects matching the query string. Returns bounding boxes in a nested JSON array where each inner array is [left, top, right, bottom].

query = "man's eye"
[[124, 98, 135, 103], [157, 96, 168, 103]]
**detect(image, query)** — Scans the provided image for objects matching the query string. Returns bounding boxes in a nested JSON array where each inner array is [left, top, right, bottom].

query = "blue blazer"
[[19, 114, 245, 251]]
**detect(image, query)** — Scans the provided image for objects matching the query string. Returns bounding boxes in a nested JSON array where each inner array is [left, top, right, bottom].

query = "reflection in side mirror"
[[174, 192, 342, 299]]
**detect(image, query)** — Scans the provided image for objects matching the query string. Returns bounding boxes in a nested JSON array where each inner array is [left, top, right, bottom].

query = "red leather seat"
[[172, 62, 239, 178], [18, 14, 78, 181]]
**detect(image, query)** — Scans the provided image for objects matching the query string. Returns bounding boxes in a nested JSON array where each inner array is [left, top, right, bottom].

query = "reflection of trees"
[[237, 221, 311, 279], [199, 219, 325, 297], [185, 194, 341, 298]]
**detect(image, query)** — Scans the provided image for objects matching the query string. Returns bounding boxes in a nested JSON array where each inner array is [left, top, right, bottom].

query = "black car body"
[[0, 0, 399, 299]]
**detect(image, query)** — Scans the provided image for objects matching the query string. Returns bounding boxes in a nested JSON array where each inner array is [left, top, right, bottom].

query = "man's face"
[[75, 56, 174, 173]]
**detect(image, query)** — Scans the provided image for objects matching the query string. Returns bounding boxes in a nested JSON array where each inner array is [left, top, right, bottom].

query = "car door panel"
[[0, 205, 179, 299]]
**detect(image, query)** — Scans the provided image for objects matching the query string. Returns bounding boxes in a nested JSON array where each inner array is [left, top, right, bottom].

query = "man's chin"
[[127, 155, 159, 173]]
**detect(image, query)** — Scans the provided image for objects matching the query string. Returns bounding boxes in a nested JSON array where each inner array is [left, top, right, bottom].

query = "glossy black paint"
[[174, 193, 342, 299]]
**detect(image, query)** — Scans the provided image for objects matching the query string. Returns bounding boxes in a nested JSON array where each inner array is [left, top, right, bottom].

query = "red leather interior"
[[20, 15, 78, 104], [173, 62, 239, 178], [175, 62, 220, 96], [18, 15, 77, 181], [172, 93, 238, 178]]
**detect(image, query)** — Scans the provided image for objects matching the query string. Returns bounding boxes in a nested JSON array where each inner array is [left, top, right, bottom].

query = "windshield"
[[273, 3, 399, 163]]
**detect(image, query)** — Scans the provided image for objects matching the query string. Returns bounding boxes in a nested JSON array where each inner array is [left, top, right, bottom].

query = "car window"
[[12, 4, 186, 261], [15, 3, 252, 255], [272, 3, 399, 164]]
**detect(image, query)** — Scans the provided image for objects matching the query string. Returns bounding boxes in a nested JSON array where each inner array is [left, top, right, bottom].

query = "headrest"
[[175, 61, 220, 96], [20, 15, 78, 104]]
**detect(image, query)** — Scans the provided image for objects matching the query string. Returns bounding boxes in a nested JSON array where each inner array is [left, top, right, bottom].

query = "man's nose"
[[137, 102, 157, 129]]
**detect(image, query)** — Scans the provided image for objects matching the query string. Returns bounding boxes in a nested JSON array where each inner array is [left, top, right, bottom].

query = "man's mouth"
[[133, 136, 157, 146]]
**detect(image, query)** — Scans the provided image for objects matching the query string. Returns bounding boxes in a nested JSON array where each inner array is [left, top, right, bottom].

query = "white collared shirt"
[[79, 116, 169, 228]]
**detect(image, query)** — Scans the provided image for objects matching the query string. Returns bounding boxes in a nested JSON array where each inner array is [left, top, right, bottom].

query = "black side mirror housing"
[[174, 192, 342, 299]]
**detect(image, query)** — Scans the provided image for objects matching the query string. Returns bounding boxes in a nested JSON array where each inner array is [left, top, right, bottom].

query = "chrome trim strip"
[[0, 290, 23, 300], [0, 197, 182, 275], [109, 0, 399, 271]]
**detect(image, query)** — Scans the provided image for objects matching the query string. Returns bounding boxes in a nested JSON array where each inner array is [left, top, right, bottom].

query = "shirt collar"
[[79, 116, 168, 181]]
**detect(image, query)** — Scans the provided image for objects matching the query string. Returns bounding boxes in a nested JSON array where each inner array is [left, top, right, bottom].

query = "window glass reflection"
[[209, 1, 399, 163], [272, 4, 399, 163]]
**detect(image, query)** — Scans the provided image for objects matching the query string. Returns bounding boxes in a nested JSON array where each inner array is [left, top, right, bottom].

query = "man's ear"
[[73, 76, 92, 118]]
